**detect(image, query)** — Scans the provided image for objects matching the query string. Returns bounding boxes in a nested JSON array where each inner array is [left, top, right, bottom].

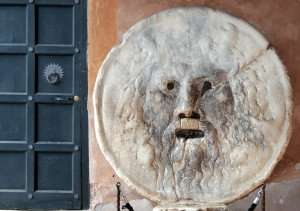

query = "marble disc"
[[93, 7, 292, 205]]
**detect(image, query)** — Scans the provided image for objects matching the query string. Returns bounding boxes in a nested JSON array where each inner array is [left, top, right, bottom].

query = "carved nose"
[[178, 110, 200, 119], [175, 102, 201, 119], [175, 79, 202, 119], [175, 100, 201, 119]]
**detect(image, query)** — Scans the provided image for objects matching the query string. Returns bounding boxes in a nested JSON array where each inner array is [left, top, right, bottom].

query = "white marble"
[[93, 7, 292, 209]]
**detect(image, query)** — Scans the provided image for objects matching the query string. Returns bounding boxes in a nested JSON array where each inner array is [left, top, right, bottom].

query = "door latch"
[[54, 96, 80, 103]]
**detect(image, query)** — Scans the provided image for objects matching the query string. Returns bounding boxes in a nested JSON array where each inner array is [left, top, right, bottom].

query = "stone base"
[[153, 204, 228, 211]]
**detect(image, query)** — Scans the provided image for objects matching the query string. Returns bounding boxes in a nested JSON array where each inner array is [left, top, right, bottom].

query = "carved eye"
[[201, 81, 212, 96], [161, 80, 177, 96], [166, 81, 175, 91]]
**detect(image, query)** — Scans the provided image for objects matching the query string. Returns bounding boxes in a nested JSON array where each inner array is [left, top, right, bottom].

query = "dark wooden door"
[[0, 0, 88, 209]]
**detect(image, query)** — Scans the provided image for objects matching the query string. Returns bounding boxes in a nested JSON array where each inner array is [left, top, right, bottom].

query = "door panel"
[[0, 0, 87, 209], [36, 6, 74, 45], [0, 5, 26, 44], [0, 152, 26, 189], [36, 152, 73, 191], [0, 55, 26, 93], [36, 104, 73, 142], [0, 104, 26, 141]]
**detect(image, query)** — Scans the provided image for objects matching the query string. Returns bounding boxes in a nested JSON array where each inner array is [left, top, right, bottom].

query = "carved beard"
[[148, 117, 222, 199]]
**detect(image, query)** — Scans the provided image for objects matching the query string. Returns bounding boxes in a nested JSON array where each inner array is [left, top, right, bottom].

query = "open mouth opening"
[[175, 129, 204, 139], [175, 117, 206, 139]]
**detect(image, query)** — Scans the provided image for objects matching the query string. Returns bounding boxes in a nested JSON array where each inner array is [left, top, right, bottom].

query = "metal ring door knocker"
[[43, 63, 64, 85]]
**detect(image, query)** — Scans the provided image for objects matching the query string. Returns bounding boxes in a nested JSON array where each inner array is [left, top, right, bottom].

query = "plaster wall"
[[87, 0, 300, 209]]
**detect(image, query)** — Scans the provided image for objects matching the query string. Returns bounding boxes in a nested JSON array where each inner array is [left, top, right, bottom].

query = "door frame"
[[80, 0, 89, 209]]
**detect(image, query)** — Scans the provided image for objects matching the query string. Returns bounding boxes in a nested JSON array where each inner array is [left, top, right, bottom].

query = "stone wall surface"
[[88, 0, 300, 210]]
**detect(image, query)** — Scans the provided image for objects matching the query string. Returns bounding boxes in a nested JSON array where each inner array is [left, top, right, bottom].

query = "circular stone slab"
[[93, 7, 292, 205]]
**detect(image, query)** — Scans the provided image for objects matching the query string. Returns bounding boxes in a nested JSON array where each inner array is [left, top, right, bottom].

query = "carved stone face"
[[94, 8, 292, 205], [139, 65, 235, 199]]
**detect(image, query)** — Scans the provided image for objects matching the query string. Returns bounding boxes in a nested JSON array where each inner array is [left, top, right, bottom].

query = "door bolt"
[[28, 145, 34, 150], [74, 145, 80, 151], [74, 0, 80, 4], [74, 95, 80, 102], [74, 194, 79, 199], [28, 47, 34, 52], [28, 193, 33, 200], [74, 48, 80, 54], [28, 0, 34, 3], [28, 96, 33, 101]]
